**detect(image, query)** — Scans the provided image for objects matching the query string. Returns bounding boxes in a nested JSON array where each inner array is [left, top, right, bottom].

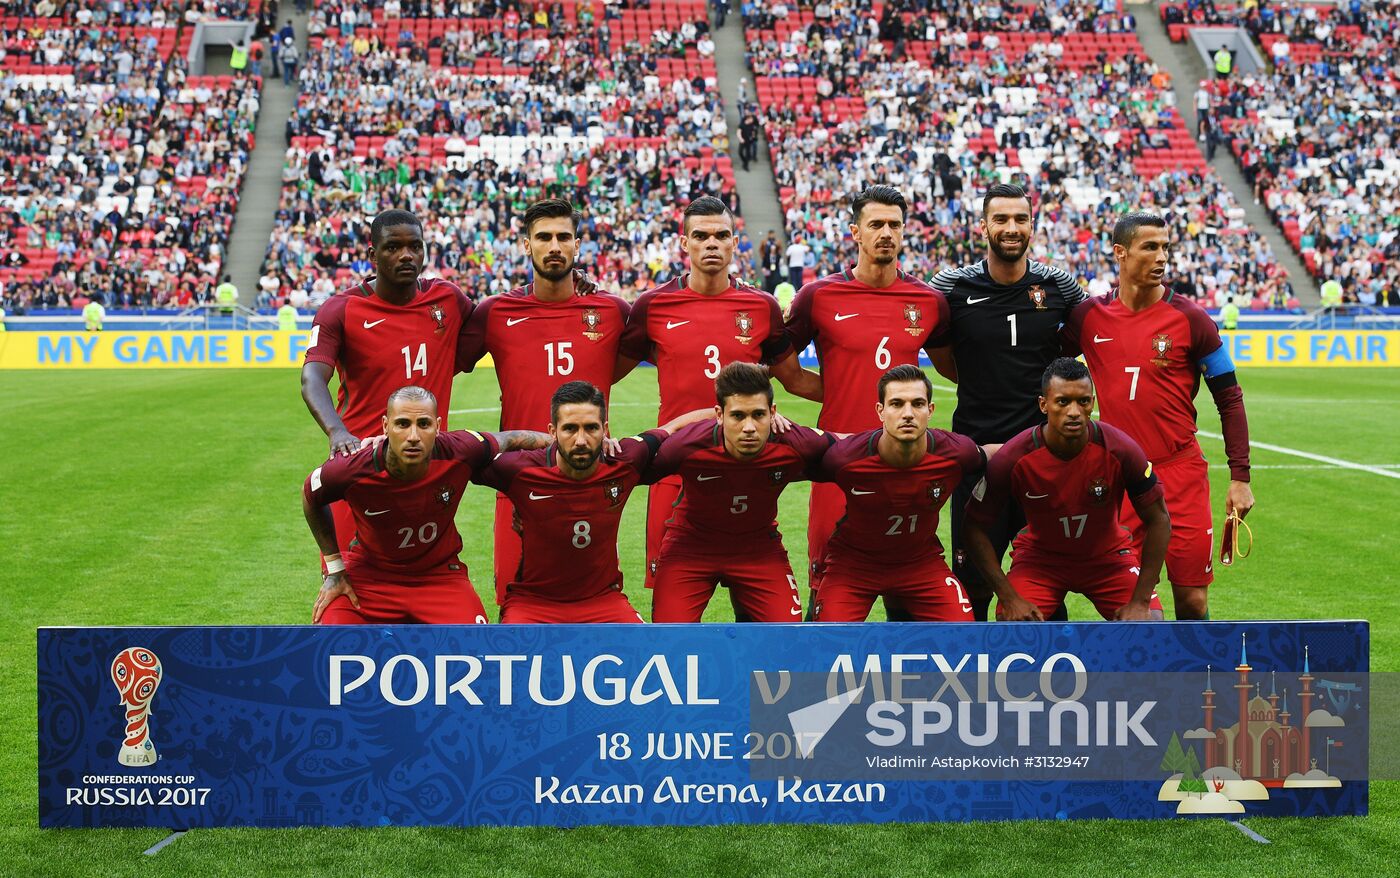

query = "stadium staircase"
[[223, 5, 311, 306], [1136, 9, 1318, 303], [711, 11, 788, 252]]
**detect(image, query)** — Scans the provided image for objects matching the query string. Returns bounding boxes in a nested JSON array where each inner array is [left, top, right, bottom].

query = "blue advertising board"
[[39, 622, 1367, 828]]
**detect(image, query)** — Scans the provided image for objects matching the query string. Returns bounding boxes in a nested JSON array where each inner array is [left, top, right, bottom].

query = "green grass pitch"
[[2, 366, 1398, 875]]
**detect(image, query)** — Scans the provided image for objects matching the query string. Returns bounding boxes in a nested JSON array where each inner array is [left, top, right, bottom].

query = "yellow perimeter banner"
[[0, 329, 1394, 369], [0, 331, 496, 369]]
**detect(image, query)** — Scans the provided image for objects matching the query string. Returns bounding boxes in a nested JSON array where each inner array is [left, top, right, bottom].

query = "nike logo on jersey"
[[506, 317, 531, 326], [363, 319, 387, 329], [528, 492, 554, 500], [1093, 335, 1114, 343], [696, 474, 722, 482], [966, 296, 991, 304], [666, 320, 691, 329], [789, 606, 803, 616], [1024, 492, 1049, 500], [850, 488, 876, 495], [833, 313, 859, 321], [364, 509, 390, 516]]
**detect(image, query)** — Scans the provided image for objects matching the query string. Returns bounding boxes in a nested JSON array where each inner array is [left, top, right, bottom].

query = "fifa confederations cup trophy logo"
[[110, 647, 163, 766]]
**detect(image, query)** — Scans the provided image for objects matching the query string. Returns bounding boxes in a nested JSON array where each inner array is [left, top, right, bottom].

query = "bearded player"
[[302, 210, 474, 558], [473, 381, 712, 623], [303, 386, 548, 624], [1063, 213, 1253, 621], [457, 198, 631, 605], [647, 362, 835, 623], [927, 183, 1086, 621], [785, 185, 952, 600], [810, 365, 986, 622], [616, 195, 821, 590], [964, 358, 1168, 622]]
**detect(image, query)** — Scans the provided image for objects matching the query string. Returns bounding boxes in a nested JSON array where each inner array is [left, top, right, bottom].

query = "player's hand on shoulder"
[[572, 268, 597, 296], [1226, 480, 1255, 519], [771, 410, 793, 434], [358, 434, 384, 451], [995, 593, 1045, 622], [330, 428, 361, 457], [313, 572, 358, 623], [603, 435, 624, 457]]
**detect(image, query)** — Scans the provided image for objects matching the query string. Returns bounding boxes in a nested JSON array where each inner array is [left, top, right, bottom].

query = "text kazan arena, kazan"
[[5, 0, 1399, 876]]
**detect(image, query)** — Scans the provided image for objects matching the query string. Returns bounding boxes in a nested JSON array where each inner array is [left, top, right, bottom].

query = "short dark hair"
[[715, 362, 774, 408], [523, 198, 580, 236], [1112, 212, 1168, 247], [1040, 357, 1092, 394], [550, 380, 606, 423], [386, 385, 438, 412], [982, 182, 1033, 216], [682, 195, 734, 233], [370, 209, 423, 247], [851, 185, 907, 224], [877, 364, 932, 404]]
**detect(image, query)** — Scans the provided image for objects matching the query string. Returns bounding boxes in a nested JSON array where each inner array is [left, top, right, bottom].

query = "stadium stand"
[[1163, 0, 1398, 304], [0, 9, 260, 310], [262, 0, 744, 304], [741, 0, 1295, 306]]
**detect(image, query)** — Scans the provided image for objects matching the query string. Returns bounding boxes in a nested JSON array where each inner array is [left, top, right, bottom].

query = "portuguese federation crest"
[[430, 304, 446, 334], [582, 307, 603, 341], [605, 479, 623, 506], [1150, 332, 1173, 367], [734, 311, 754, 344], [927, 481, 945, 504], [438, 486, 453, 506], [1088, 477, 1110, 505], [903, 303, 923, 336], [1028, 285, 1048, 310]]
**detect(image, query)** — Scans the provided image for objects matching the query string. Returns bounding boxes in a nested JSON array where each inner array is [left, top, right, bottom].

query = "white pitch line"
[[143, 831, 186, 855], [1198, 431, 1400, 480], [1227, 820, 1271, 844], [1210, 463, 1400, 471]]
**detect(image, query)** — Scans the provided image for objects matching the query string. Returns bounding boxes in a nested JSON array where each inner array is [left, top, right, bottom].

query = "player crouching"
[[964, 358, 1168, 621], [303, 386, 549, 624]]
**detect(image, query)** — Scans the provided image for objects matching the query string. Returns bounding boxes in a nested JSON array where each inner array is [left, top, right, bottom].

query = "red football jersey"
[[647, 420, 833, 549], [474, 432, 667, 601], [1062, 289, 1226, 464], [619, 276, 793, 423], [304, 277, 473, 437], [785, 269, 952, 431], [303, 430, 499, 580], [816, 428, 984, 565], [457, 286, 631, 432], [965, 421, 1163, 560]]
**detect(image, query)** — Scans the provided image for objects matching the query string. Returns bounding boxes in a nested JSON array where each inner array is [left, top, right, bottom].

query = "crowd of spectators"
[[741, 0, 1295, 306], [0, 8, 260, 312], [0, 1, 264, 25], [263, 0, 744, 304]]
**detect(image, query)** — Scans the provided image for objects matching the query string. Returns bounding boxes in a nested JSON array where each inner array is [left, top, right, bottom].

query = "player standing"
[[473, 381, 710, 623], [303, 386, 548, 624], [616, 195, 821, 588], [647, 363, 834, 623], [1062, 212, 1254, 620], [926, 183, 1087, 621], [785, 185, 952, 591], [301, 210, 473, 557], [457, 199, 631, 605], [810, 365, 985, 622], [964, 358, 1169, 621]]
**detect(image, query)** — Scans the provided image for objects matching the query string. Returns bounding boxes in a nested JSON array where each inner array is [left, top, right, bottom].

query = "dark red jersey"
[[647, 420, 833, 549], [475, 431, 667, 601], [1062, 288, 1238, 467], [303, 430, 499, 580], [965, 421, 1163, 560], [457, 286, 631, 432], [619, 276, 793, 423], [785, 268, 952, 431], [816, 428, 984, 565], [303, 277, 473, 437]]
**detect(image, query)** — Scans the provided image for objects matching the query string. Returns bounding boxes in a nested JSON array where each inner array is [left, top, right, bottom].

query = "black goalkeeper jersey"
[[930, 259, 1086, 444]]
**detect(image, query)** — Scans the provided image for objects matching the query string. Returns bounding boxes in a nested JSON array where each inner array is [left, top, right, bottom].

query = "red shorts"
[[653, 546, 802, 622], [492, 493, 523, 607], [813, 556, 972, 622], [645, 476, 682, 589], [318, 567, 489, 625], [500, 587, 644, 624], [1003, 544, 1163, 620], [806, 482, 846, 579], [1120, 453, 1214, 588]]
